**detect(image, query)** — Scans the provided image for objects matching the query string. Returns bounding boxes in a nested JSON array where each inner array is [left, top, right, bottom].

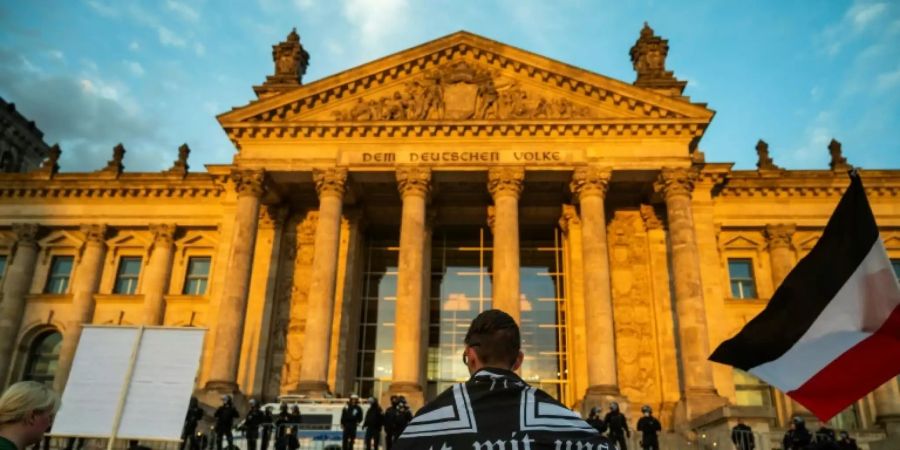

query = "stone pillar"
[[205, 170, 266, 393], [570, 167, 621, 407], [55, 224, 108, 392], [487, 167, 524, 323], [559, 206, 590, 410], [653, 167, 724, 419], [874, 378, 900, 435], [142, 224, 176, 325], [0, 224, 40, 387], [388, 167, 431, 409], [297, 168, 347, 396]]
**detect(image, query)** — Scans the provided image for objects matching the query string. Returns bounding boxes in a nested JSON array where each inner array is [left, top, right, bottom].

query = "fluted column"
[[487, 167, 524, 323], [205, 170, 265, 393], [142, 224, 176, 325], [298, 168, 347, 396], [765, 224, 797, 288], [570, 167, 620, 402], [0, 224, 40, 387], [654, 167, 723, 417], [389, 167, 431, 409], [56, 224, 108, 392]]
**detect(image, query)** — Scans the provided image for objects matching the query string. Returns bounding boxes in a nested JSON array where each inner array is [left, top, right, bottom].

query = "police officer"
[[731, 420, 755, 450], [214, 395, 240, 450], [383, 396, 401, 450], [181, 397, 205, 450], [259, 406, 274, 450], [836, 431, 857, 450], [273, 403, 291, 450], [362, 397, 383, 450], [783, 416, 812, 450], [813, 425, 838, 450], [396, 397, 412, 435], [243, 399, 266, 450], [636, 405, 661, 450], [341, 394, 364, 450], [604, 402, 630, 450], [586, 407, 607, 434]]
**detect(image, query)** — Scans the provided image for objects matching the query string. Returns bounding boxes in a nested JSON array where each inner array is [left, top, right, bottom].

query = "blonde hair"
[[0, 381, 61, 424]]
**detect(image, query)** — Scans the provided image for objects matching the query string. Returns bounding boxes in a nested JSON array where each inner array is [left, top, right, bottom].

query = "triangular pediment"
[[219, 31, 713, 130]]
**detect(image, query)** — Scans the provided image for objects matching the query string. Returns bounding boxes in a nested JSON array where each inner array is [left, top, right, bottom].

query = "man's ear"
[[511, 351, 524, 371]]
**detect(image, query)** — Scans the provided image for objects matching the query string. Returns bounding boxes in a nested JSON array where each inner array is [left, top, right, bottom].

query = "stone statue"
[[755, 139, 781, 170], [629, 22, 686, 95], [828, 138, 851, 171]]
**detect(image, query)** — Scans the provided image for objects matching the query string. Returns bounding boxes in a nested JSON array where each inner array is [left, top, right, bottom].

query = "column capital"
[[488, 166, 525, 199], [232, 169, 267, 198], [80, 224, 109, 246], [570, 166, 611, 201], [396, 167, 432, 198], [312, 167, 348, 198], [654, 167, 697, 202], [12, 223, 40, 246], [149, 223, 177, 247], [764, 223, 796, 250], [640, 204, 664, 230], [558, 204, 581, 233]]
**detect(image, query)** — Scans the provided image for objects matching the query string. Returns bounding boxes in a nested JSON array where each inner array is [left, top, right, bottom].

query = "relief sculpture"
[[280, 211, 318, 393], [608, 211, 662, 409], [333, 60, 591, 121]]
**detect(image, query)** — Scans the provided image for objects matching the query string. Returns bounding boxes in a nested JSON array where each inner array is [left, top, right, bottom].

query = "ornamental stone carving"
[[558, 204, 581, 233], [396, 167, 432, 198], [165, 144, 190, 176], [312, 168, 348, 198], [629, 23, 686, 95], [487, 166, 525, 199], [828, 139, 851, 171], [81, 224, 109, 245], [98, 143, 125, 177], [764, 224, 796, 250], [755, 139, 781, 171], [654, 167, 697, 201], [639, 204, 663, 230], [486, 205, 496, 230], [12, 223, 40, 245], [570, 166, 611, 200], [232, 169, 266, 198], [333, 60, 591, 121], [149, 224, 176, 247]]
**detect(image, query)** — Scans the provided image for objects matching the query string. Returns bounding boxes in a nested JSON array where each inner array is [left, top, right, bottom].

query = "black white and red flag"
[[710, 171, 900, 421]]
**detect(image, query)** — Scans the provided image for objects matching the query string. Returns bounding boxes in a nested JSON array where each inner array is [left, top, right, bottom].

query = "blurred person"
[[586, 407, 606, 434], [0, 381, 60, 450], [341, 395, 364, 450], [214, 395, 239, 450], [362, 397, 383, 450], [604, 402, 630, 450], [635, 405, 661, 450]]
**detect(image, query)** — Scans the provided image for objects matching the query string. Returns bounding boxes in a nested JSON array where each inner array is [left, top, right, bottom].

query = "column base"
[[386, 381, 425, 412], [581, 385, 627, 417], [296, 380, 331, 398], [673, 388, 726, 430]]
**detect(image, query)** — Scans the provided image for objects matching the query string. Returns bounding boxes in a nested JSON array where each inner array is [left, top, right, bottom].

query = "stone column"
[[205, 170, 266, 393], [389, 167, 431, 409], [0, 224, 40, 387], [559, 206, 590, 409], [764, 224, 797, 288], [487, 167, 524, 323], [654, 167, 723, 418], [142, 224, 176, 325], [297, 168, 347, 396], [874, 378, 900, 435], [570, 167, 621, 406], [55, 224, 108, 392]]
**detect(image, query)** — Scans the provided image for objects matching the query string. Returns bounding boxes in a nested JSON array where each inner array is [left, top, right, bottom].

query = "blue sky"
[[1, 0, 898, 172]]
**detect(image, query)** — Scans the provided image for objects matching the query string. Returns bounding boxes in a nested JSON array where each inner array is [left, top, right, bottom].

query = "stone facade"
[[0, 28, 898, 444]]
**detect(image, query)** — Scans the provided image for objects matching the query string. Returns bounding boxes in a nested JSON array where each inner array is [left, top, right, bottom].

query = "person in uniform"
[[604, 402, 630, 450], [287, 406, 302, 435], [783, 417, 812, 450], [341, 395, 364, 450], [259, 406, 274, 450], [273, 403, 290, 450], [181, 397, 205, 450], [586, 407, 607, 434], [382, 396, 400, 450], [242, 399, 266, 450], [813, 425, 838, 450], [636, 405, 661, 450], [214, 395, 239, 450], [393, 309, 611, 449], [731, 420, 755, 450], [395, 397, 412, 436], [362, 397, 383, 450], [836, 431, 857, 450]]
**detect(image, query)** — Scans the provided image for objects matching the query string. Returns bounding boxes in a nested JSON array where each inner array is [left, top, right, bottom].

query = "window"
[[892, 259, 900, 281], [183, 257, 211, 295], [0, 255, 7, 283], [113, 257, 142, 295], [728, 259, 757, 299], [44, 256, 74, 294], [733, 369, 772, 407], [23, 330, 62, 387]]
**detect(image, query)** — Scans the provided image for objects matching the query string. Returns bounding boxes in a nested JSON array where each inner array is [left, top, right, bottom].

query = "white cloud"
[[876, 66, 900, 91], [819, 0, 893, 56], [848, 2, 887, 30], [194, 42, 206, 56], [47, 49, 64, 60], [158, 26, 187, 47], [342, 0, 410, 51], [293, 0, 315, 10], [129, 41, 140, 51], [125, 60, 145, 77], [86, 0, 118, 17], [165, 0, 200, 22]]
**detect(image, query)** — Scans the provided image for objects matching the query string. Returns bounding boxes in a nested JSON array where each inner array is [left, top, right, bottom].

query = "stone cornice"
[[0, 173, 226, 199], [219, 33, 713, 125], [718, 170, 900, 199]]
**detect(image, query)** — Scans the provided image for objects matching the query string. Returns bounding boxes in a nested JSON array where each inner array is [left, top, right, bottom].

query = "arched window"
[[23, 330, 62, 386]]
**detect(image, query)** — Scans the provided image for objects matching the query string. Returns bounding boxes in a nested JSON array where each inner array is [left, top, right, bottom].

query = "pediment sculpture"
[[332, 60, 591, 121]]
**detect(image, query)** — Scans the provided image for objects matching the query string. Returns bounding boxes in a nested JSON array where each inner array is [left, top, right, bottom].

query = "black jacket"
[[243, 408, 266, 439], [636, 415, 661, 444], [604, 411, 629, 436], [393, 368, 610, 450], [383, 406, 401, 435], [783, 425, 812, 450], [214, 403, 240, 432], [341, 404, 364, 428], [586, 416, 606, 434], [363, 405, 383, 431]]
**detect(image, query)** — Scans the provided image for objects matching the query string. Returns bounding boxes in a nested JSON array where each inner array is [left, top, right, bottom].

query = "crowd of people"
[[778, 416, 858, 450], [584, 402, 662, 450]]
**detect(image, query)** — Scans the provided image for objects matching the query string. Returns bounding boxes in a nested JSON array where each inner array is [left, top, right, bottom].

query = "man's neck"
[[0, 427, 27, 450]]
